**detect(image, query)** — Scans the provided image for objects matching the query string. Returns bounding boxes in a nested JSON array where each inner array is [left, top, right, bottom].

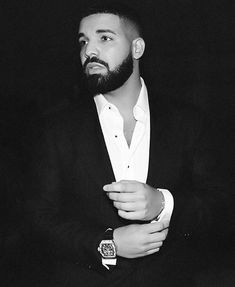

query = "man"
[[25, 3, 224, 287]]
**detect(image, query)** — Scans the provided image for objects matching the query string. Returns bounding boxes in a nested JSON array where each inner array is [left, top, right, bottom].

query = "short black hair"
[[79, 1, 144, 37]]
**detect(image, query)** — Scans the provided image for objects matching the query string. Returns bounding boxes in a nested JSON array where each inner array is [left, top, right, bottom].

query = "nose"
[[84, 40, 99, 58]]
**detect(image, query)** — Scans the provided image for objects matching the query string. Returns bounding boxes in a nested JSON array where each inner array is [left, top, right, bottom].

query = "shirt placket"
[[122, 119, 146, 180], [112, 113, 131, 180], [105, 106, 131, 181]]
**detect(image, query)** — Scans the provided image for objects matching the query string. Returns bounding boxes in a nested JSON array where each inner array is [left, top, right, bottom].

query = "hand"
[[114, 221, 169, 258], [103, 180, 164, 221]]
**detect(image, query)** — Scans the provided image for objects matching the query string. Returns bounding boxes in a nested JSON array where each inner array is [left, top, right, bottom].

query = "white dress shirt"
[[94, 78, 174, 221]]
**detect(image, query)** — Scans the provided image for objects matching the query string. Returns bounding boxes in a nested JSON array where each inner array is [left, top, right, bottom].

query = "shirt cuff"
[[154, 188, 174, 222]]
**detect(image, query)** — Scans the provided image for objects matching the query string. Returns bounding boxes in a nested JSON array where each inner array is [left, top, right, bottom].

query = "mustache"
[[83, 57, 109, 70]]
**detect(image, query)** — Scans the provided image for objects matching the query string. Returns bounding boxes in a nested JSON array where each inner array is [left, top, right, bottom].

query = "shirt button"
[[127, 165, 130, 168], [115, 135, 118, 138]]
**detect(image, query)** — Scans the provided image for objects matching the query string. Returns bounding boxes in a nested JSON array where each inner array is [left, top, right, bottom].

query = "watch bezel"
[[98, 239, 116, 259]]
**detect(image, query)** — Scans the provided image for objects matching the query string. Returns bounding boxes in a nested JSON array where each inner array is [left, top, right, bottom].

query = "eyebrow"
[[78, 29, 117, 40], [78, 33, 85, 40], [96, 29, 117, 35]]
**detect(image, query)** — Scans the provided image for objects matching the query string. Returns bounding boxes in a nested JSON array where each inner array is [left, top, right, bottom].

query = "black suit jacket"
[[24, 87, 225, 287]]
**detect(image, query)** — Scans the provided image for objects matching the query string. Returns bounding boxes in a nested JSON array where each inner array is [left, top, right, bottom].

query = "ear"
[[132, 38, 145, 60]]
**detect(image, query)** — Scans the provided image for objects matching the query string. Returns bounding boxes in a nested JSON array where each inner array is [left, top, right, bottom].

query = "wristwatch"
[[98, 228, 117, 270]]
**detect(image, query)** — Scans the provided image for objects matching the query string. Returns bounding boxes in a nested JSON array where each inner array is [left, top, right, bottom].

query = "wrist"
[[113, 228, 120, 256], [152, 188, 165, 221], [98, 228, 117, 270], [157, 188, 165, 215]]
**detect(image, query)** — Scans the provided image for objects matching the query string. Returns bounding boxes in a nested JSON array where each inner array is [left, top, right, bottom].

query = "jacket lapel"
[[147, 95, 164, 186], [75, 89, 171, 190], [77, 98, 115, 188], [146, 88, 174, 188], [147, 90, 183, 190]]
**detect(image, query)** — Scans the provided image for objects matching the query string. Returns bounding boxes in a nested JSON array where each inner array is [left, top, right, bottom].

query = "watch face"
[[99, 240, 116, 258]]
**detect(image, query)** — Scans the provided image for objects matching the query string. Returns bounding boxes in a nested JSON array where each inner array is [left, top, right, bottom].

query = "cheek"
[[108, 51, 130, 70], [79, 50, 86, 65]]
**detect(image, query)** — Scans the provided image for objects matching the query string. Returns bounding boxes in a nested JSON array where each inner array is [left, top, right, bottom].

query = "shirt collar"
[[94, 77, 149, 123], [94, 92, 110, 116], [133, 78, 149, 123]]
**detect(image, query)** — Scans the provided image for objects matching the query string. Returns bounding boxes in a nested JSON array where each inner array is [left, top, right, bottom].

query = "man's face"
[[78, 13, 134, 95]]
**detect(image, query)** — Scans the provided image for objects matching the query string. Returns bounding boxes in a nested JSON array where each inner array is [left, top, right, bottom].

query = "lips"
[[86, 62, 106, 71]]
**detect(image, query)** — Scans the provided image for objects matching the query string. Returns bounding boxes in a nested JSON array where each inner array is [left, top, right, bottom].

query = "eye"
[[78, 39, 88, 48], [100, 35, 113, 42]]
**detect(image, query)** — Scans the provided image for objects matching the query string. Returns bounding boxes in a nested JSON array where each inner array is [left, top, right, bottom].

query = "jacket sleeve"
[[168, 111, 231, 246], [24, 117, 105, 272]]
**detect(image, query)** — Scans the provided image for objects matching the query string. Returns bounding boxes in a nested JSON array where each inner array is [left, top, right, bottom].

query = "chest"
[[123, 118, 136, 146], [57, 106, 194, 225]]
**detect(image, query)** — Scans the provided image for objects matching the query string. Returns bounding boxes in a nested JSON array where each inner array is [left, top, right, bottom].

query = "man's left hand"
[[103, 180, 163, 221]]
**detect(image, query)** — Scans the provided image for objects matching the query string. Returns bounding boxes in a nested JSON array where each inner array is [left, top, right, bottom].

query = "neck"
[[104, 72, 142, 115]]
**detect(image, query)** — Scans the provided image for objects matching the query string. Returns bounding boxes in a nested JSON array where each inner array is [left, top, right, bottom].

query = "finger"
[[146, 241, 163, 250], [144, 222, 165, 233], [145, 248, 160, 255], [117, 209, 143, 220], [162, 228, 169, 237], [103, 181, 139, 193], [113, 201, 142, 212], [118, 180, 138, 184], [134, 246, 161, 258], [148, 221, 170, 233], [107, 192, 137, 203], [161, 220, 170, 230], [148, 230, 168, 243]]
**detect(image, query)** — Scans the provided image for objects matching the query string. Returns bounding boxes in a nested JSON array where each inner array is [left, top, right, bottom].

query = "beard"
[[83, 51, 133, 96]]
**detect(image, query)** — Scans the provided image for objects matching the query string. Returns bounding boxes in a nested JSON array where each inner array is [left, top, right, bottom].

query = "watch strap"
[[104, 228, 114, 240], [102, 258, 117, 270], [101, 228, 117, 270]]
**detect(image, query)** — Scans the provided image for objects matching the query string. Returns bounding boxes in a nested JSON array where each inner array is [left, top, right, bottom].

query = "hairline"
[[79, 7, 143, 38]]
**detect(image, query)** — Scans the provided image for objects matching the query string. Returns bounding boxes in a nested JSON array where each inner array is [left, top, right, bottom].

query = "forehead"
[[79, 13, 126, 35]]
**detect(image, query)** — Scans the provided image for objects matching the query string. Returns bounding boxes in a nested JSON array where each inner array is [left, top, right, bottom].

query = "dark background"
[[1, 0, 234, 285]]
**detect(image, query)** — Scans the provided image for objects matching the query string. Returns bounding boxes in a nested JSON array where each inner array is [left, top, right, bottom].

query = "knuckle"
[[118, 183, 124, 192], [158, 241, 163, 247], [161, 232, 167, 241], [158, 222, 164, 230], [117, 209, 122, 216], [139, 195, 145, 203], [140, 182, 145, 189], [163, 220, 170, 228], [141, 245, 148, 253], [113, 201, 118, 208], [140, 210, 146, 219], [143, 233, 150, 243], [118, 210, 126, 218], [138, 183, 144, 192], [144, 210, 148, 220], [142, 201, 147, 209]]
